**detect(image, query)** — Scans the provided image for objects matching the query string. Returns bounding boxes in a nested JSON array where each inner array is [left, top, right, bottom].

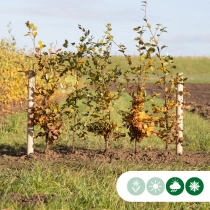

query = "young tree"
[[85, 24, 125, 152]]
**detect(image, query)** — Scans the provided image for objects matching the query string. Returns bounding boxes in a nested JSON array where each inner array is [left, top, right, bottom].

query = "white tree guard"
[[27, 70, 35, 155], [176, 73, 183, 155]]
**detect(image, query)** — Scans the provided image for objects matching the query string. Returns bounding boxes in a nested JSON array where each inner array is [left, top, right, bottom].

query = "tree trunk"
[[72, 113, 77, 153], [134, 139, 138, 154], [165, 141, 168, 150], [104, 138, 109, 153]]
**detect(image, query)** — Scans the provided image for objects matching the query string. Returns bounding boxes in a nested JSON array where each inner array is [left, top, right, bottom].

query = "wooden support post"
[[27, 70, 35, 155], [176, 73, 183, 155]]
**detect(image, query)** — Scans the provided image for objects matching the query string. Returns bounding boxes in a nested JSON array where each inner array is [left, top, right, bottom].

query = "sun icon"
[[148, 178, 164, 195]]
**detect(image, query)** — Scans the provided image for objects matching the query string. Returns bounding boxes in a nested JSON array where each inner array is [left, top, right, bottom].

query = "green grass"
[[1, 93, 210, 209], [109, 56, 210, 84], [1, 160, 210, 210]]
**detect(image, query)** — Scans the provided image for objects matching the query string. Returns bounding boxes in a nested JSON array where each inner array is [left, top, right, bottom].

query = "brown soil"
[[3, 192, 56, 208], [29, 149, 210, 166], [1, 148, 210, 167]]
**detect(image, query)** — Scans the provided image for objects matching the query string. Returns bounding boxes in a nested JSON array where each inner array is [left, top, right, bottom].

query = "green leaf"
[[148, 47, 155, 53], [183, 77, 188, 81], [133, 26, 141, 31], [139, 39, 144, 45], [161, 45, 168, 50], [63, 39, 69, 48], [118, 49, 125, 53], [155, 81, 161, 85], [80, 36, 85, 42], [144, 43, 151, 47]]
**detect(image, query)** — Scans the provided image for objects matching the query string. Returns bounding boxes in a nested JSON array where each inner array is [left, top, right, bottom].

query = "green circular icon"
[[166, 177, 184, 196], [127, 177, 145, 196], [185, 177, 204, 196], [146, 177, 165, 195]]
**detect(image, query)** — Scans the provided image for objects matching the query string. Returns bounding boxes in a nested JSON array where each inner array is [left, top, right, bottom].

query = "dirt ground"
[[17, 149, 210, 166], [1, 148, 210, 169]]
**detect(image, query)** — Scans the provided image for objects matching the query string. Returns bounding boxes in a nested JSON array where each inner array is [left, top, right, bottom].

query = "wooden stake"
[[176, 73, 183, 155], [27, 70, 35, 155]]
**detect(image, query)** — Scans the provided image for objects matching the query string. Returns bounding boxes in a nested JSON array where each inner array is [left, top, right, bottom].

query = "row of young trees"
[[23, 1, 187, 154]]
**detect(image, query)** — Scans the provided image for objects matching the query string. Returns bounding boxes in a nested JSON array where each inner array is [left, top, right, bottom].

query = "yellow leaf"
[[33, 26, 38, 31], [139, 55, 145, 61], [38, 40, 45, 49], [33, 31, 37, 38], [38, 41, 43, 48], [151, 38, 158, 45], [29, 23, 34, 29], [146, 131, 151, 136], [143, 124, 148, 129], [107, 35, 113, 40], [147, 23, 151, 29], [149, 60, 154, 65], [150, 66, 154, 71], [78, 59, 84, 66], [154, 39, 158, 45]]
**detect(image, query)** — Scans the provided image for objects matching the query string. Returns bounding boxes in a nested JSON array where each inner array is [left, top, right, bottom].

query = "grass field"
[[1, 92, 210, 209], [109, 56, 210, 84]]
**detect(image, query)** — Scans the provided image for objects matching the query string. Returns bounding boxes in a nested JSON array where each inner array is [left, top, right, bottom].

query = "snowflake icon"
[[186, 177, 204, 196], [189, 181, 200, 192]]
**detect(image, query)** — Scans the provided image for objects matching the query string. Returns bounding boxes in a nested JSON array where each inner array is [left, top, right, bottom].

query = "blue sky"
[[0, 0, 210, 56]]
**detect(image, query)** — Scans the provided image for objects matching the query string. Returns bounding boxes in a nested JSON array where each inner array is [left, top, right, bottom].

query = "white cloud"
[[170, 181, 181, 190]]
